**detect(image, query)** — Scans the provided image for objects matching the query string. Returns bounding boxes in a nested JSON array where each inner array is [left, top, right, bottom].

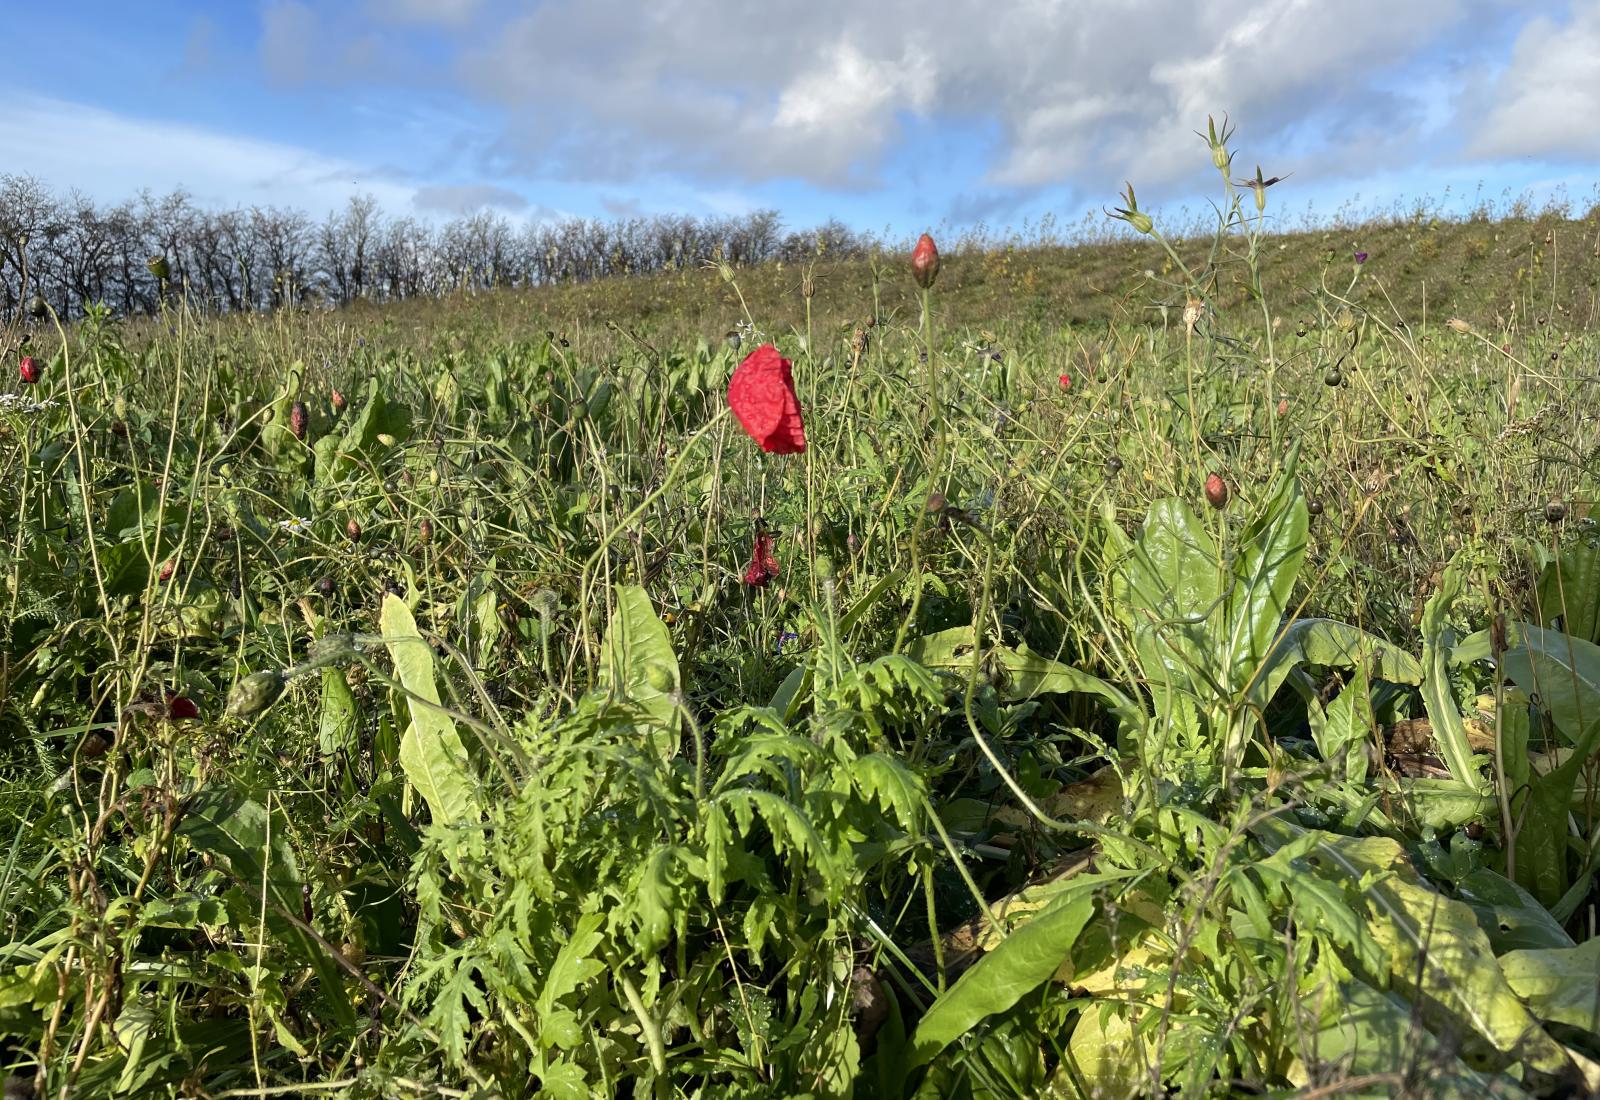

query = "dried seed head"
[[289, 401, 309, 441], [1545, 500, 1567, 524]]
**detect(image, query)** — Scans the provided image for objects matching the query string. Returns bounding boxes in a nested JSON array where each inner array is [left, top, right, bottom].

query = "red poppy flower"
[[164, 692, 200, 721], [19, 356, 41, 385], [728, 344, 805, 454], [744, 528, 781, 588], [1058, 373, 1072, 391]]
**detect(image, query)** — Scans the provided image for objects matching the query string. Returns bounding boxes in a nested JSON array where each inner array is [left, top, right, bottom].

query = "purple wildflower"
[[1353, 251, 1368, 264]]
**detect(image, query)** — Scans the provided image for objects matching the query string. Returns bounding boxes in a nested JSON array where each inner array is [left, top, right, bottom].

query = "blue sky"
[[5, 0, 1600, 238]]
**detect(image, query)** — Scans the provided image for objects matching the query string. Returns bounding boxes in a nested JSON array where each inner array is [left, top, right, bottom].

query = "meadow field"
[[3, 149, 1600, 1099]]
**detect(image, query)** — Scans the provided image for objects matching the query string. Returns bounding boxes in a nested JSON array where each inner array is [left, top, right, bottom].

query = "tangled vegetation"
[[2, 124, 1599, 1098]]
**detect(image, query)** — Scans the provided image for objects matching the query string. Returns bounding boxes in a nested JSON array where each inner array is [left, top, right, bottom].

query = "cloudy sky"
[[5, 0, 1599, 235]]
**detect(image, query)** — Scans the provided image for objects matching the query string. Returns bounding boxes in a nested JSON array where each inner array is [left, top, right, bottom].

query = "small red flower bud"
[[331, 388, 347, 413], [1276, 398, 1289, 417], [911, 233, 940, 289], [19, 357, 41, 385], [159, 559, 176, 582], [289, 401, 309, 441], [1204, 473, 1230, 509], [1058, 373, 1072, 391], [164, 691, 200, 721]]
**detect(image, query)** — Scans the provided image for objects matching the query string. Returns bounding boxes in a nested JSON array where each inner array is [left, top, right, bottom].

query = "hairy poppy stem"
[[892, 284, 943, 654]]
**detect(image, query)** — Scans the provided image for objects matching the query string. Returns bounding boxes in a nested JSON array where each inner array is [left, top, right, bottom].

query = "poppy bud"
[[1058, 373, 1072, 391], [317, 576, 336, 597], [346, 518, 362, 540], [159, 559, 176, 583], [26, 294, 47, 318], [289, 401, 309, 441], [165, 692, 200, 721], [226, 670, 286, 718], [1204, 473, 1229, 509], [147, 255, 171, 281], [1276, 398, 1289, 417], [18, 357, 40, 385], [418, 518, 433, 544], [911, 233, 940, 289], [331, 388, 347, 413]]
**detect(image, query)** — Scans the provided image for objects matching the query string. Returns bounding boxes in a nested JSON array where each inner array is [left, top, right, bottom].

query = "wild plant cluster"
[[1, 122, 1599, 1098]]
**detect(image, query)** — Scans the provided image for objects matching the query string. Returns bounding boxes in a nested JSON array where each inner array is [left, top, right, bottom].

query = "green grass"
[[2, 158, 1600, 1099]]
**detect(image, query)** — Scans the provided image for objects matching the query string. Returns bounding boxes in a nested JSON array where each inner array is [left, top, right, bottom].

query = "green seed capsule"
[[226, 670, 286, 718]]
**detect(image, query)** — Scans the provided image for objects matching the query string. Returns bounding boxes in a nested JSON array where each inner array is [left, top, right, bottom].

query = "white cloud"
[[373, 0, 483, 26], [1464, 1, 1600, 162], [452, 0, 1529, 194], [0, 95, 415, 215]]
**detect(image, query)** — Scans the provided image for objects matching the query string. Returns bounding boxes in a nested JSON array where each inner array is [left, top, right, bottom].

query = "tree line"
[[0, 175, 893, 321]]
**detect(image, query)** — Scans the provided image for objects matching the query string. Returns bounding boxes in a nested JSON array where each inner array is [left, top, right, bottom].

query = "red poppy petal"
[[165, 693, 200, 720], [728, 344, 806, 454]]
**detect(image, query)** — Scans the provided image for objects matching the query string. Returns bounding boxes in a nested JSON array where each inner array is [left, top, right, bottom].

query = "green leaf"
[[1226, 452, 1309, 699], [177, 788, 354, 1026], [1538, 539, 1600, 645], [850, 752, 926, 832], [1457, 869, 1574, 953], [1501, 938, 1600, 1031], [1108, 497, 1224, 709], [1247, 618, 1422, 713], [317, 666, 359, 758], [536, 912, 606, 1034], [1419, 558, 1489, 792], [1277, 827, 1575, 1076], [1320, 661, 1374, 783], [381, 594, 481, 829], [906, 627, 1140, 728], [598, 584, 681, 756], [908, 889, 1095, 1068], [1503, 624, 1600, 748]]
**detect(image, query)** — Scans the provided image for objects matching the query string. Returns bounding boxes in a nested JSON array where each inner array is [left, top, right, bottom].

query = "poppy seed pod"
[[25, 294, 47, 319], [18, 357, 41, 385], [911, 233, 940, 290], [146, 255, 171, 281], [289, 401, 309, 441], [226, 670, 286, 718], [1204, 473, 1230, 509]]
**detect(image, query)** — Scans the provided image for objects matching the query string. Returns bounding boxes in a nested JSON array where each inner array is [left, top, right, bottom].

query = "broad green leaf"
[[907, 889, 1095, 1068], [1274, 827, 1574, 1076], [1539, 539, 1600, 645], [1247, 618, 1423, 713], [1300, 979, 1530, 1098], [906, 626, 1140, 728], [381, 593, 481, 829], [1108, 497, 1224, 708], [1503, 624, 1600, 748], [317, 666, 359, 758], [1501, 938, 1600, 1032], [1226, 451, 1309, 698], [1419, 558, 1489, 792], [599, 584, 681, 755], [1457, 869, 1574, 953], [1320, 661, 1374, 782]]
